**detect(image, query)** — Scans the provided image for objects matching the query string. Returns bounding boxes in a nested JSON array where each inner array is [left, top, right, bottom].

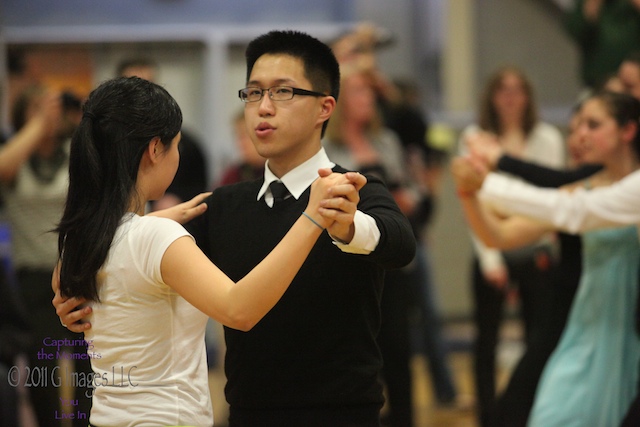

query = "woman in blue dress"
[[528, 225, 639, 426], [451, 90, 640, 426]]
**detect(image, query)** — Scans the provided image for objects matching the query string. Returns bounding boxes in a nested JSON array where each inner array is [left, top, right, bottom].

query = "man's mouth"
[[256, 122, 275, 137]]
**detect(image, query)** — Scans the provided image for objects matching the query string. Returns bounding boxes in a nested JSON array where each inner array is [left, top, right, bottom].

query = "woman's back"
[[86, 214, 212, 427]]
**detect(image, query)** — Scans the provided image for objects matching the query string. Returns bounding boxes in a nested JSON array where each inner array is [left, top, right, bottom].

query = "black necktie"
[[269, 181, 290, 204]]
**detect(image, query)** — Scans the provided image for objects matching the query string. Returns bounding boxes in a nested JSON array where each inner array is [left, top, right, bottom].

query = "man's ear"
[[318, 96, 336, 125]]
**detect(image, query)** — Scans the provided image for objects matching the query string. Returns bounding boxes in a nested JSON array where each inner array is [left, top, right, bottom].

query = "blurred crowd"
[[3, 1, 640, 426]]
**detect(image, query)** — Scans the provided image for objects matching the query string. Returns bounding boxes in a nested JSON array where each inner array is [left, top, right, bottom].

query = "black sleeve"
[[496, 155, 603, 188], [183, 194, 212, 259], [334, 165, 416, 269]]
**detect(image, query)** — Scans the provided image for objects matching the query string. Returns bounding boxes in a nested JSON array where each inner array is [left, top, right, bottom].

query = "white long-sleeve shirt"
[[459, 122, 566, 272], [479, 171, 640, 233]]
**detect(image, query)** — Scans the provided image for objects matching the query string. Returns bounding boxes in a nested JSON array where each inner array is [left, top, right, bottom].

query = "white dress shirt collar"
[[257, 148, 335, 204]]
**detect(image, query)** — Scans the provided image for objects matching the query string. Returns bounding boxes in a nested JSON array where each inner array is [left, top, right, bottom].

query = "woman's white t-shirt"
[[86, 214, 213, 427]]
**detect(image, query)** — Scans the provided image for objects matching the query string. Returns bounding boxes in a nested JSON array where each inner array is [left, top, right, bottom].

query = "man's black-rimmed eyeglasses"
[[238, 86, 327, 103]]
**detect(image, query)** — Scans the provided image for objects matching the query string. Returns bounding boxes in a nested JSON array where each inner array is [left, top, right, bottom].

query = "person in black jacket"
[[198, 30, 415, 427], [55, 30, 415, 427]]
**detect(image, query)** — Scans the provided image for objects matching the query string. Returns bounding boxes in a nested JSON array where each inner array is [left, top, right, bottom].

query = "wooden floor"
[[410, 353, 479, 427], [407, 320, 522, 427]]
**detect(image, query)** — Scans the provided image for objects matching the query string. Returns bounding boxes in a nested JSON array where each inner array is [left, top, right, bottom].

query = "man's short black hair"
[[245, 30, 341, 102]]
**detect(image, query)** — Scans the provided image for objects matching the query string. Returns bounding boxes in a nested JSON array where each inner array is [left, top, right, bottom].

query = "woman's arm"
[[464, 127, 597, 188], [458, 193, 553, 250], [480, 171, 640, 233], [161, 172, 365, 331], [53, 171, 367, 333], [497, 156, 602, 188], [0, 91, 61, 182], [147, 192, 212, 224], [452, 157, 553, 249]]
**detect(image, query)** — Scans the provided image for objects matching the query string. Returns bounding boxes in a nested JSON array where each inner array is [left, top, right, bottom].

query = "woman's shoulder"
[[127, 214, 188, 237], [119, 215, 192, 259]]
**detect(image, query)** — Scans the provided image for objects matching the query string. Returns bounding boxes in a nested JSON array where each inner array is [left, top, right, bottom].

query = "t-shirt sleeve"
[[134, 216, 194, 285]]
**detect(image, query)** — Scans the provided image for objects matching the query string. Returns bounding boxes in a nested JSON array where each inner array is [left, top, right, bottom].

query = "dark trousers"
[[492, 281, 577, 426], [379, 266, 413, 427], [18, 268, 92, 427], [228, 404, 382, 427], [621, 355, 640, 427], [621, 393, 640, 427], [409, 244, 456, 403], [0, 362, 19, 427], [471, 247, 553, 427]]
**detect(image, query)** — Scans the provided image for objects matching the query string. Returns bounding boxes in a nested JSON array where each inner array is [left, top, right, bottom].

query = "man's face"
[[243, 54, 329, 176], [619, 61, 640, 101]]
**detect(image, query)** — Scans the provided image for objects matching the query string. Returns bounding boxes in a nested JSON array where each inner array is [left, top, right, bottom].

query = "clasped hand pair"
[[451, 132, 502, 194]]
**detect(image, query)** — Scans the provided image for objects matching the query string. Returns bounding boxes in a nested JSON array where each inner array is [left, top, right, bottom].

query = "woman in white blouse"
[[458, 65, 566, 427]]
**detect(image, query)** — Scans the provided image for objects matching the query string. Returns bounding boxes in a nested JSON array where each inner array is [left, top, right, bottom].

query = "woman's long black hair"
[[56, 77, 182, 301]]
